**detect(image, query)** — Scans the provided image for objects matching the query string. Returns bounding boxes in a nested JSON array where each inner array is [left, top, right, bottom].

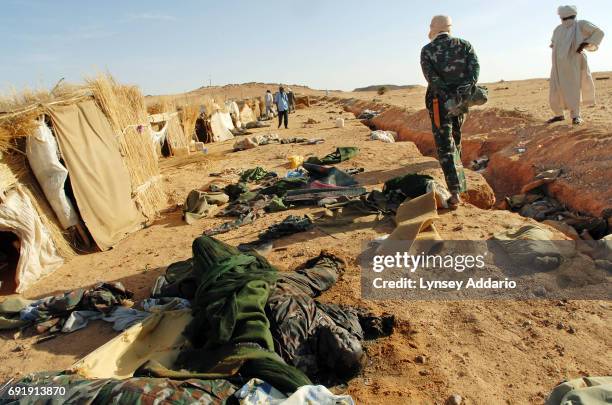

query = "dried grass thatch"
[[178, 104, 199, 141], [0, 151, 29, 194], [87, 74, 166, 221]]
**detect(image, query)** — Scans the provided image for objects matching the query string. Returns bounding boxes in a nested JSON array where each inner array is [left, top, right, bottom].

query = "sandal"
[[447, 194, 461, 210]]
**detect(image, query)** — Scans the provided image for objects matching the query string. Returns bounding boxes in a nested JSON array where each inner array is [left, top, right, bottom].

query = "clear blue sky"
[[1, 0, 610, 94]]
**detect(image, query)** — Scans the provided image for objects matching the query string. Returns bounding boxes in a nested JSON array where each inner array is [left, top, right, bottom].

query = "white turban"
[[429, 15, 452, 40], [558, 5, 577, 18]]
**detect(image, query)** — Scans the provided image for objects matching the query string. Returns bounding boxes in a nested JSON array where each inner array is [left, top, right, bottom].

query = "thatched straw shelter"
[[0, 74, 166, 292], [147, 99, 192, 156]]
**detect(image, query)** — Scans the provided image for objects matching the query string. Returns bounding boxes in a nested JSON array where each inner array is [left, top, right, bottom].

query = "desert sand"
[[0, 74, 610, 404]]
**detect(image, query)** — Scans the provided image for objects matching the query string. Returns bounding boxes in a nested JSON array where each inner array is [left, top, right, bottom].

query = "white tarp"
[[26, 120, 79, 229], [210, 112, 235, 142], [219, 111, 235, 130], [0, 186, 64, 292]]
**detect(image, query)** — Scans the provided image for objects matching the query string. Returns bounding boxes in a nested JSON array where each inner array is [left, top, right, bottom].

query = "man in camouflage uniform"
[[420, 15, 480, 209]]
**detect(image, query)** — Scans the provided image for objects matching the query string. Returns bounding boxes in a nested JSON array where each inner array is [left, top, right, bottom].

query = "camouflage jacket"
[[420, 33, 480, 106]]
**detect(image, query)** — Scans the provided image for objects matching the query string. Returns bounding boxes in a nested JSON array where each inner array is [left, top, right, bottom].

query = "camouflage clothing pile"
[[0, 372, 237, 405], [420, 33, 480, 194]]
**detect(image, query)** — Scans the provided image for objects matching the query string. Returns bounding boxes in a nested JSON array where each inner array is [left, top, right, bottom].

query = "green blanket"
[[306, 147, 359, 165]]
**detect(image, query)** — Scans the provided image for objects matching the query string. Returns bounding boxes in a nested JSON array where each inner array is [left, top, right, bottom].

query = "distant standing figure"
[[287, 87, 296, 113], [420, 15, 479, 210], [275, 86, 289, 129], [547, 5, 604, 125], [265, 89, 274, 117]]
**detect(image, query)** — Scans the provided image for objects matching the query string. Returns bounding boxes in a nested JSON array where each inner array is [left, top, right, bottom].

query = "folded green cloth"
[[240, 167, 272, 183], [306, 147, 359, 165]]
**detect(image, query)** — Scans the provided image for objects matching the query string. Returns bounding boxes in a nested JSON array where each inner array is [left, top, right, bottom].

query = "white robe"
[[549, 19, 604, 117]]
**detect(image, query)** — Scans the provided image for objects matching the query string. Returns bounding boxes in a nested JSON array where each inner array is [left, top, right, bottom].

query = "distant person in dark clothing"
[[275, 86, 289, 129]]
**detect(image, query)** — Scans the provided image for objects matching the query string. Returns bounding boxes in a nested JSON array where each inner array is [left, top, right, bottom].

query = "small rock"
[[522, 320, 532, 327], [12, 344, 25, 352], [568, 325, 577, 334], [557, 322, 565, 330], [415, 355, 426, 364], [419, 369, 430, 376], [446, 394, 463, 405]]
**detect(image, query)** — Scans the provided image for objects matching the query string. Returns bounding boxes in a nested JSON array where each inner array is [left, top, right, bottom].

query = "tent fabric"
[[219, 111, 235, 130], [377, 191, 441, 255], [0, 186, 64, 292], [239, 104, 256, 125], [209, 112, 235, 142], [26, 120, 79, 229], [48, 99, 144, 251], [69, 310, 193, 379]]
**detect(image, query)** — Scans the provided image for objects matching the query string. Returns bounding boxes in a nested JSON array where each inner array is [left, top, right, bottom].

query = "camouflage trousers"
[[428, 106, 467, 194]]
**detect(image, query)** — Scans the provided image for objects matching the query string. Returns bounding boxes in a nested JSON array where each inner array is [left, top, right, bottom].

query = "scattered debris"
[[470, 155, 489, 171], [370, 130, 396, 143], [358, 109, 380, 120]]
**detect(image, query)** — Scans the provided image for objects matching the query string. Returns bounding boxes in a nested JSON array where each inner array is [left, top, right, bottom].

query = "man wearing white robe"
[[548, 5, 604, 125]]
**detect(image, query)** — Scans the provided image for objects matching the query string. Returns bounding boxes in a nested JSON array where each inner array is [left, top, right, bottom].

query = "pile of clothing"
[[0, 282, 134, 334], [203, 162, 367, 236], [2, 373, 355, 405]]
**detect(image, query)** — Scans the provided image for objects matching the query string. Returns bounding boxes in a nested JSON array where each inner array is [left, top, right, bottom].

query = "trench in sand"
[[336, 97, 611, 240]]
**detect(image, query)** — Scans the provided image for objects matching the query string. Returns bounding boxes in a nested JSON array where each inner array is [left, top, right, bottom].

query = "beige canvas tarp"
[[70, 310, 192, 379], [48, 100, 144, 251]]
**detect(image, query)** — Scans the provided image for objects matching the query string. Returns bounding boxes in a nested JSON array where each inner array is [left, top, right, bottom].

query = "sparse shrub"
[[377, 86, 388, 95]]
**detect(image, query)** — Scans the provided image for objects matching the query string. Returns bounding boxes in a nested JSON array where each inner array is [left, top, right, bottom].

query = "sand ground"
[[0, 77, 611, 404]]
